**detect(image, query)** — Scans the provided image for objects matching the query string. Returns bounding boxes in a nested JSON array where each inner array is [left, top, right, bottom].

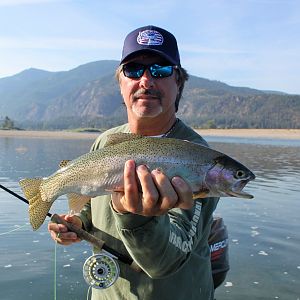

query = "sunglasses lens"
[[123, 63, 174, 79], [123, 63, 145, 78], [149, 65, 173, 78]]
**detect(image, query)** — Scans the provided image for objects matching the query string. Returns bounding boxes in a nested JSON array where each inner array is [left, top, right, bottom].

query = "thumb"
[[64, 214, 83, 228]]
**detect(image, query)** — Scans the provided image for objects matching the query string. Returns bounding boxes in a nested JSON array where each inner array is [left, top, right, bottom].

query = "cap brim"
[[120, 49, 178, 65]]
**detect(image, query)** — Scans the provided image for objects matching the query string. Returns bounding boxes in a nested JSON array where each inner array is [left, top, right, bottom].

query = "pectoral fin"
[[67, 193, 91, 213], [192, 191, 210, 199]]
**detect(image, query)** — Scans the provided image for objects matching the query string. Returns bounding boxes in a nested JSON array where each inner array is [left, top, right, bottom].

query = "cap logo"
[[137, 30, 164, 46]]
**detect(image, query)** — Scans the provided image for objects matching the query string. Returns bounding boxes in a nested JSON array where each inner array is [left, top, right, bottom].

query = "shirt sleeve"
[[111, 197, 218, 278], [76, 201, 92, 232]]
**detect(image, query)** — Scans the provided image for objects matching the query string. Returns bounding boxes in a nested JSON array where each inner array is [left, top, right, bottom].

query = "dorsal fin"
[[59, 160, 71, 168], [104, 133, 143, 147]]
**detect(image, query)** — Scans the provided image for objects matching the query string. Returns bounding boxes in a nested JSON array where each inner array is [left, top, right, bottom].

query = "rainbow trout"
[[19, 133, 255, 230]]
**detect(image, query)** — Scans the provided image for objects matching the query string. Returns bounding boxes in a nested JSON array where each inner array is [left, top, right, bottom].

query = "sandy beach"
[[0, 130, 100, 139], [0, 128, 300, 140], [195, 128, 300, 139]]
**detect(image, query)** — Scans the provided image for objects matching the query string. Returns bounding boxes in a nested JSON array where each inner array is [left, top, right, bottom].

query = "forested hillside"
[[0, 60, 299, 129]]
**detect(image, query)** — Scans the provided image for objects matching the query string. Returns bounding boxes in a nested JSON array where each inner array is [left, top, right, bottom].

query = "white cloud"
[[0, 0, 299, 94]]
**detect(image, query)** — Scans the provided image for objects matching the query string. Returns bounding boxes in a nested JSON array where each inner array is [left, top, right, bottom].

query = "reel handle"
[[51, 214, 142, 272]]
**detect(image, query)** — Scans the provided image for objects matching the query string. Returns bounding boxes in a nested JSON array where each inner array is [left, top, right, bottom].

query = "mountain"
[[0, 61, 118, 120], [0, 60, 299, 129]]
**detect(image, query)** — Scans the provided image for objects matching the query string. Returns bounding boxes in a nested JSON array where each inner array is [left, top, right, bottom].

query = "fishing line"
[[0, 183, 52, 217], [0, 223, 29, 236], [0, 183, 58, 298], [0, 183, 141, 290], [54, 236, 58, 300], [86, 285, 92, 300], [0, 183, 134, 266]]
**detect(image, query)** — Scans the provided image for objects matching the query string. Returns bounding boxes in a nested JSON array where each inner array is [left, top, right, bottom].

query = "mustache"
[[133, 88, 162, 100]]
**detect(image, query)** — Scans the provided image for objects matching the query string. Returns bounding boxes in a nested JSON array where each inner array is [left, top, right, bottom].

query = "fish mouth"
[[225, 190, 254, 199], [227, 176, 254, 199]]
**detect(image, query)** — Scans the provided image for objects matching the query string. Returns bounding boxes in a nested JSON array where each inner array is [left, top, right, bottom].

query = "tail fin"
[[19, 178, 52, 230]]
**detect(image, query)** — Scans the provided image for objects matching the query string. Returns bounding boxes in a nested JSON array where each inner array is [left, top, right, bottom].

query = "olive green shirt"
[[79, 119, 219, 300]]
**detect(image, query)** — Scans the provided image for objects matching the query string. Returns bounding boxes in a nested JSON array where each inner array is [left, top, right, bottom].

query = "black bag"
[[208, 216, 230, 289]]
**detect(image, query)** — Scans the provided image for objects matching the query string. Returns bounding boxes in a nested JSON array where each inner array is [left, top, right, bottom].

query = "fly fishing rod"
[[0, 183, 51, 218], [0, 183, 141, 288]]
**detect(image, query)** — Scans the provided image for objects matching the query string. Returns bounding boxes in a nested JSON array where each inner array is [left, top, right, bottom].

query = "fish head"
[[205, 155, 255, 199]]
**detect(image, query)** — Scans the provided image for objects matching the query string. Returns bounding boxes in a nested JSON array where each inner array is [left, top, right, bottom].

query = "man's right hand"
[[111, 160, 194, 216], [48, 214, 82, 245]]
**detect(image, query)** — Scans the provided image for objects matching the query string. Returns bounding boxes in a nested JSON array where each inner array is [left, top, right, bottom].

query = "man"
[[49, 25, 219, 299]]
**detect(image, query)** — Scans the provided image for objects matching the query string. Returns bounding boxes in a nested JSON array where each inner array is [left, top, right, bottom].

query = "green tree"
[[205, 119, 217, 129], [1, 116, 15, 129]]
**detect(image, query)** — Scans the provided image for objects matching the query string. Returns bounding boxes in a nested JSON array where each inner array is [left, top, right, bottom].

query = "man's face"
[[119, 54, 179, 120]]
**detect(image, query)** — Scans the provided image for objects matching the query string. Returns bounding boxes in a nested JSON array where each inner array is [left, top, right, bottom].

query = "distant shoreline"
[[0, 129, 100, 139], [195, 129, 300, 140], [0, 129, 300, 140]]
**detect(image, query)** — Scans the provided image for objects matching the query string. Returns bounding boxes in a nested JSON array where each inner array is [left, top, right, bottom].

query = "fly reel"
[[83, 253, 120, 289]]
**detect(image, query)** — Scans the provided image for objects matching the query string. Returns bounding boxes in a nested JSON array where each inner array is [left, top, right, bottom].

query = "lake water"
[[0, 134, 299, 300]]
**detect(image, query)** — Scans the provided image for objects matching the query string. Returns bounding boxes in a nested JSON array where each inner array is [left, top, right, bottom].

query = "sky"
[[0, 0, 299, 94]]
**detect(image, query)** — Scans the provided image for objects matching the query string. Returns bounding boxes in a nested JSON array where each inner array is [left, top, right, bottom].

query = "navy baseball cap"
[[120, 25, 181, 66]]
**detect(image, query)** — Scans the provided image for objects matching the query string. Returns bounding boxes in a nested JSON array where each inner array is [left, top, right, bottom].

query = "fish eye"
[[235, 170, 246, 179]]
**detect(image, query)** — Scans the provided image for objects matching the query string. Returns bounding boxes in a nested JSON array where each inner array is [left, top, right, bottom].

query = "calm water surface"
[[0, 135, 299, 300]]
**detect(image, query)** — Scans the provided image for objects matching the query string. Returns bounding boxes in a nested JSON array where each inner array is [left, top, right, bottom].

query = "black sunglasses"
[[122, 63, 177, 79]]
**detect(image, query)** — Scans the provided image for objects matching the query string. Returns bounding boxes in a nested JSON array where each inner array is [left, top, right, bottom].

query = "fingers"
[[151, 169, 178, 213], [171, 177, 194, 210], [137, 165, 160, 214], [140, 167, 194, 214], [123, 160, 141, 212], [111, 160, 139, 214], [48, 214, 82, 245], [111, 160, 194, 216]]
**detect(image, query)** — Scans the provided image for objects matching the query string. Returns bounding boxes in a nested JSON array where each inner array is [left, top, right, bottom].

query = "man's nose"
[[139, 69, 154, 89]]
